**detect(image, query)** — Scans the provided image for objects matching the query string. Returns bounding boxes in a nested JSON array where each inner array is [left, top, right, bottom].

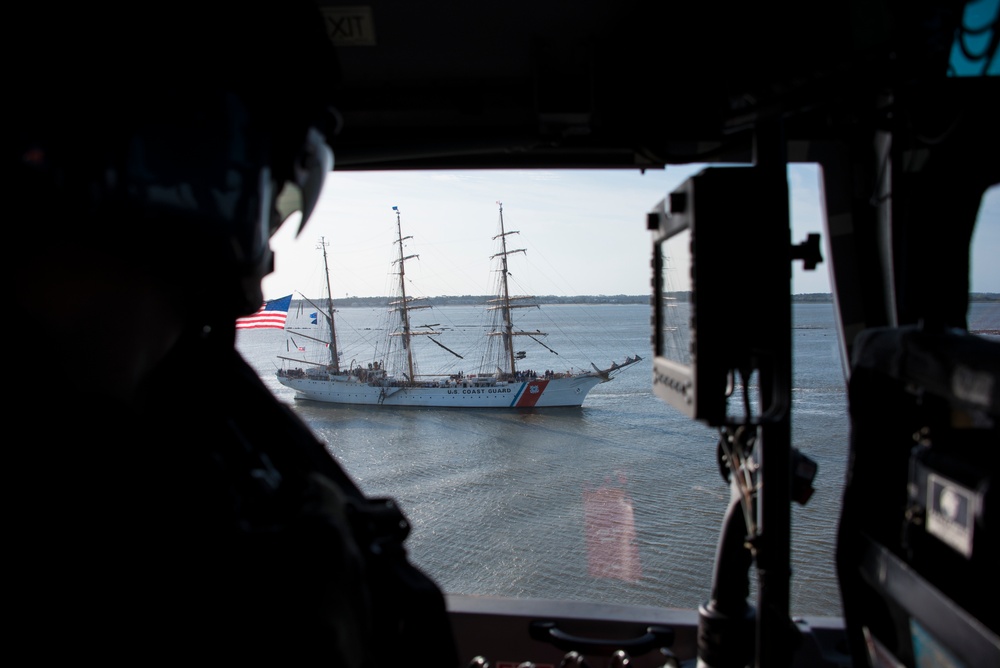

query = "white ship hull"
[[276, 206, 639, 410], [277, 373, 605, 408]]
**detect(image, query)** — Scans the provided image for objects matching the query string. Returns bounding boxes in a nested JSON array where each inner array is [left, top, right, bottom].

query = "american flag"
[[236, 294, 292, 330]]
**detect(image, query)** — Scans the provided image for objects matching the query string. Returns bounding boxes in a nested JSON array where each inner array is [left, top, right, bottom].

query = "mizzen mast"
[[319, 237, 340, 373]]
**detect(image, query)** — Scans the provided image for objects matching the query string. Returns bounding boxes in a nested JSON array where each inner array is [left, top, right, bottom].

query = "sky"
[[261, 165, 1000, 301]]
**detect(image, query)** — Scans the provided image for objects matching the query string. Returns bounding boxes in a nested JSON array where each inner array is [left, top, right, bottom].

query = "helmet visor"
[[273, 126, 335, 238]]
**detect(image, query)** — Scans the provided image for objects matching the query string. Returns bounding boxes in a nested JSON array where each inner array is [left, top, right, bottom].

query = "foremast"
[[488, 201, 542, 378]]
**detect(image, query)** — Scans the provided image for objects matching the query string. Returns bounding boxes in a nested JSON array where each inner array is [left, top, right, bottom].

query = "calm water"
[[237, 301, 999, 618]]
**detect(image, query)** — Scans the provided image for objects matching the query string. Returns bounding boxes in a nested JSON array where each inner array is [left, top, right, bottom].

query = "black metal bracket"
[[792, 233, 823, 270]]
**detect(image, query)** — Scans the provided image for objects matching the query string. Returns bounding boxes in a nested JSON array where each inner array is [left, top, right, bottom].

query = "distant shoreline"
[[291, 293, 998, 308]]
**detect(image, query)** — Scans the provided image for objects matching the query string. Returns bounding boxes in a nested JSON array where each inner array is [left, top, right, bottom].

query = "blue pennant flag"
[[310, 312, 318, 325]]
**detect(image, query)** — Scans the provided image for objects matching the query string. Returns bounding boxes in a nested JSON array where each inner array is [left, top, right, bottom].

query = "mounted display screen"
[[651, 223, 703, 418], [649, 167, 790, 426]]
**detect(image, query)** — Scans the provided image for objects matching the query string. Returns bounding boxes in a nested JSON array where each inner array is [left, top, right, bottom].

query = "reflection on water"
[[584, 475, 641, 583]]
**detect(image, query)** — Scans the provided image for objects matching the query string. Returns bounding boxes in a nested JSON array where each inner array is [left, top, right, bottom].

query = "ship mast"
[[488, 201, 540, 377], [497, 203, 518, 374], [319, 237, 340, 372], [391, 206, 419, 383], [385, 206, 443, 382]]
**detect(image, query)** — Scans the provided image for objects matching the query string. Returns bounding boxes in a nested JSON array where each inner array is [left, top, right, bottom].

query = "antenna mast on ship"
[[319, 237, 340, 373]]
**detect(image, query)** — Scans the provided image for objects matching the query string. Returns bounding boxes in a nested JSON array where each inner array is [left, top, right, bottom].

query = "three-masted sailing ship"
[[276, 203, 641, 408]]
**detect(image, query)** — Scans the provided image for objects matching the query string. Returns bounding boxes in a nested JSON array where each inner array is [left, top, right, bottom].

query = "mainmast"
[[319, 237, 340, 373], [391, 206, 419, 383], [385, 206, 445, 382]]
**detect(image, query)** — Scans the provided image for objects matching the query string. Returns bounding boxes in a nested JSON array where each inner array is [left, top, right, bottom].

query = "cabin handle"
[[529, 620, 674, 656]]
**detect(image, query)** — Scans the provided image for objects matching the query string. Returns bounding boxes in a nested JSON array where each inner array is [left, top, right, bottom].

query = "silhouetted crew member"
[[9, 3, 458, 665]]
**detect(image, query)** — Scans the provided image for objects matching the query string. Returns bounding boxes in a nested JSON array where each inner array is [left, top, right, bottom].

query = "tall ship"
[[276, 203, 641, 407]]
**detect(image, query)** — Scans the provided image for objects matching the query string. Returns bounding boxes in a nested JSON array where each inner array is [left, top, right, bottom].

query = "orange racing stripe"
[[514, 379, 549, 407]]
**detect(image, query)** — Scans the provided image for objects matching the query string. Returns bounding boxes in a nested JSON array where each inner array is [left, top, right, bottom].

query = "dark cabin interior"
[[12, 1, 996, 666]]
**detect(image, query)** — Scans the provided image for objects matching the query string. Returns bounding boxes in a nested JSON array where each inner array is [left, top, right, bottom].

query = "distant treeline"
[[661, 292, 998, 303], [296, 294, 653, 308], [292, 292, 997, 309]]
